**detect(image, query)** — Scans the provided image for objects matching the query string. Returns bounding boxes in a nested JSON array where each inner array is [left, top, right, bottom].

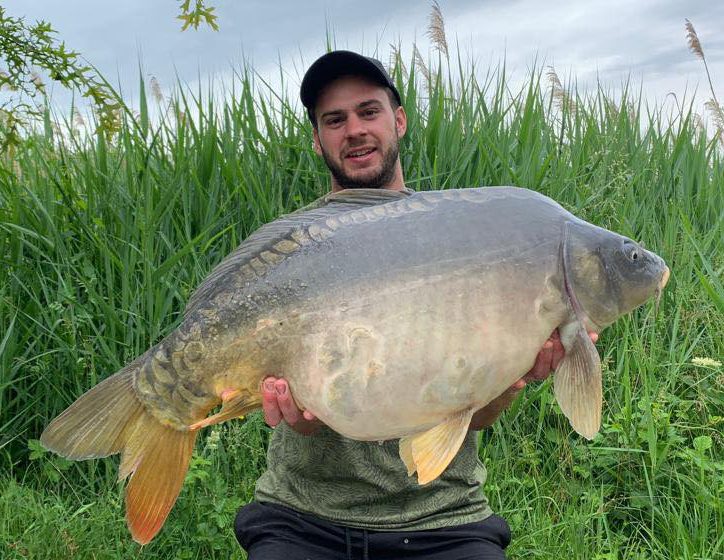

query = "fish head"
[[564, 220, 669, 331]]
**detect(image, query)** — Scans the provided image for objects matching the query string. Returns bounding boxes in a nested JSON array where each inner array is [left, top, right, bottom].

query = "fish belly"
[[284, 258, 567, 441]]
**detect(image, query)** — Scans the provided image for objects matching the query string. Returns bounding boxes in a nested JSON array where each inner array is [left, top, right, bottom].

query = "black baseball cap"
[[300, 50, 402, 124]]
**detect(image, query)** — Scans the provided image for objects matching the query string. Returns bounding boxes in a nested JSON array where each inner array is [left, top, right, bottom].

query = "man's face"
[[312, 75, 407, 191]]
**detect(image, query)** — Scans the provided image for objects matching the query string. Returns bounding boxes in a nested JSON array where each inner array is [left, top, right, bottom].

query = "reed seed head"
[[388, 43, 407, 77], [704, 99, 724, 128], [73, 108, 86, 129], [547, 66, 576, 113], [685, 19, 704, 60], [427, 1, 449, 58], [413, 44, 431, 86], [150, 76, 165, 104]]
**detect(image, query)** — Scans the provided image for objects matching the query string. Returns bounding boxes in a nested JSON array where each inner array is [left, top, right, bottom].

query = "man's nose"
[[345, 114, 367, 137]]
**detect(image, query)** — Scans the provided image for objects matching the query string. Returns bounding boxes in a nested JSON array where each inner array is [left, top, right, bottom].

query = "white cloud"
[[2, 0, 722, 122]]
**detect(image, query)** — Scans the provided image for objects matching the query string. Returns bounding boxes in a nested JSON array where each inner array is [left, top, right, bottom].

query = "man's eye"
[[362, 109, 378, 117], [326, 117, 342, 126]]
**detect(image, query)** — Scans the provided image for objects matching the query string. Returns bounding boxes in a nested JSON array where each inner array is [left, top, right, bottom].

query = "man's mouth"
[[345, 147, 376, 162]]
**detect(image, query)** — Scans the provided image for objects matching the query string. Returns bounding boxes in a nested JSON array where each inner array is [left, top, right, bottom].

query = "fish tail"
[[40, 360, 197, 545]]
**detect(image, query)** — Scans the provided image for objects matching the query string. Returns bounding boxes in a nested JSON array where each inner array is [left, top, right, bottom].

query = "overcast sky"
[[4, 0, 723, 121]]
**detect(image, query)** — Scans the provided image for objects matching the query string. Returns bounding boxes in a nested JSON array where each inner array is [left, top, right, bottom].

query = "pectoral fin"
[[399, 408, 474, 485], [189, 389, 261, 431], [554, 325, 602, 440]]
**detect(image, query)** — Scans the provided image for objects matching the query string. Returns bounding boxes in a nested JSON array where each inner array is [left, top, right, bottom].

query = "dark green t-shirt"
[[253, 187, 493, 530]]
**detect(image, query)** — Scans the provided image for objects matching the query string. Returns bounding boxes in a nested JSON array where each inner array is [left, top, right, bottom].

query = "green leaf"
[[27, 439, 47, 460], [694, 435, 713, 453]]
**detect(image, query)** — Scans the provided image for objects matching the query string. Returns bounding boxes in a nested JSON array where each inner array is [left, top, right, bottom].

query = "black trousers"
[[235, 502, 511, 560]]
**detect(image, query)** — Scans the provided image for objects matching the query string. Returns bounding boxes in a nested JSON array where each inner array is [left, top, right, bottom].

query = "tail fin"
[[40, 362, 197, 545]]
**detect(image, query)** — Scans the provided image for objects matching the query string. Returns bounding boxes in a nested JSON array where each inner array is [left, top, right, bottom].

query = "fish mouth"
[[654, 266, 670, 311], [659, 266, 670, 290]]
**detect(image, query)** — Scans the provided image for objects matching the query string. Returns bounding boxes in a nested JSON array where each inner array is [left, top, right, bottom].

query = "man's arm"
[[262, 329, 599, 435]]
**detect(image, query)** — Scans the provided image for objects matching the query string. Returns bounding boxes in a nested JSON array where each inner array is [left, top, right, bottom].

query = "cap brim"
[[300, 50, 400, 119]]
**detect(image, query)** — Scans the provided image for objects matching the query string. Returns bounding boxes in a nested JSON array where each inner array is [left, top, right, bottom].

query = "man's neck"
[[331, 184, 405, 193], [330, 163, 406, 193]]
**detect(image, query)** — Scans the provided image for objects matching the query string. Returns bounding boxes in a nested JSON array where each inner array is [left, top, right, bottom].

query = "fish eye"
[[622, 240, 640, 263]]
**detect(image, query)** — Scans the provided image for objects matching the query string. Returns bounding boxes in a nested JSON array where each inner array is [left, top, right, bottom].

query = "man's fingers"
[[524, 330, 599, 384], [549, 334, 566, 371], [510, 378, 526, 391], [527, 340, 554, 381], [274, 379, 302, 425], [262, 377, 282, 427]]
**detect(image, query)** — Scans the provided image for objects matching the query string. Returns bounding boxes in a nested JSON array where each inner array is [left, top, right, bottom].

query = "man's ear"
[[312, 128, 323, 156], [395, 106, 407, 139]]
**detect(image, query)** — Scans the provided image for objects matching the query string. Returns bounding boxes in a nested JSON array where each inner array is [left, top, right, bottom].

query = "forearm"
[[468, 387, 522, 430], [286, 416, 323, 435]]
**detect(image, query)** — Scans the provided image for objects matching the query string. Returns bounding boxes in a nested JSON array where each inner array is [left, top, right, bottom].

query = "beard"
[[320, 137, 400, 190]]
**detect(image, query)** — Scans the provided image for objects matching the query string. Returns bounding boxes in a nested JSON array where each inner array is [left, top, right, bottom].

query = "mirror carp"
[[41, 186, 669, 543]]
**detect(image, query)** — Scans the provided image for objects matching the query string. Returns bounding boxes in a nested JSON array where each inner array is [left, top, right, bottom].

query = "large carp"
[[41, 186, 669, 543]]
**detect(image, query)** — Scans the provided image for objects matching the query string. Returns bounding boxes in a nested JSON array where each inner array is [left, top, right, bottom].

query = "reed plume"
[[684, 19, 722, 142], [73, 108, 86, 129], [685, 19, 704, 60], [704, 99, 724, 142], [705, 99, 724, 129], [413, 44, 431, 87], [547, 66, 576, 113], [692, 112, 704, 134], [150, 76, 165, 104], [427, 1, 449, 58], [388, 43, 407, 77]]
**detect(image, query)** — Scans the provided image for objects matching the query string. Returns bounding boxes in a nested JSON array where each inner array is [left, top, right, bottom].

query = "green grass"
[[0, 52, 722, 559]]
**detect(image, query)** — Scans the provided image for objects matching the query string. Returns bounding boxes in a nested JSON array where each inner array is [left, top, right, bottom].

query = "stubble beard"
[[321, 136, 400, 190]]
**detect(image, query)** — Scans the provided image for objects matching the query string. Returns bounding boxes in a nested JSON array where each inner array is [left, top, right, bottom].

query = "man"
[[234, 50, 596, 559]]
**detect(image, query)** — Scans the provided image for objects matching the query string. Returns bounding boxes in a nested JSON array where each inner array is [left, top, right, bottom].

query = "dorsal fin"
[[184, 188, 413, 317]]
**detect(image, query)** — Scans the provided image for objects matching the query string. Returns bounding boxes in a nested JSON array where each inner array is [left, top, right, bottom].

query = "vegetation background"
[[0, 4, 722, 559]]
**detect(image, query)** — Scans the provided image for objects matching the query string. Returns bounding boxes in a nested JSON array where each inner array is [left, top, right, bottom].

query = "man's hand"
[[469, 329, 598, 430], [524, 329, 598, 382], [262, 377, 322, 435]]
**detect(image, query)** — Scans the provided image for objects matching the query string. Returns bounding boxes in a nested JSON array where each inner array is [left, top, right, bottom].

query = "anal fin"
[[554, 324, 602, 440], [399, 408, 474, 485], [189, 389, 261, 431], [399, 437, 416, 476]]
